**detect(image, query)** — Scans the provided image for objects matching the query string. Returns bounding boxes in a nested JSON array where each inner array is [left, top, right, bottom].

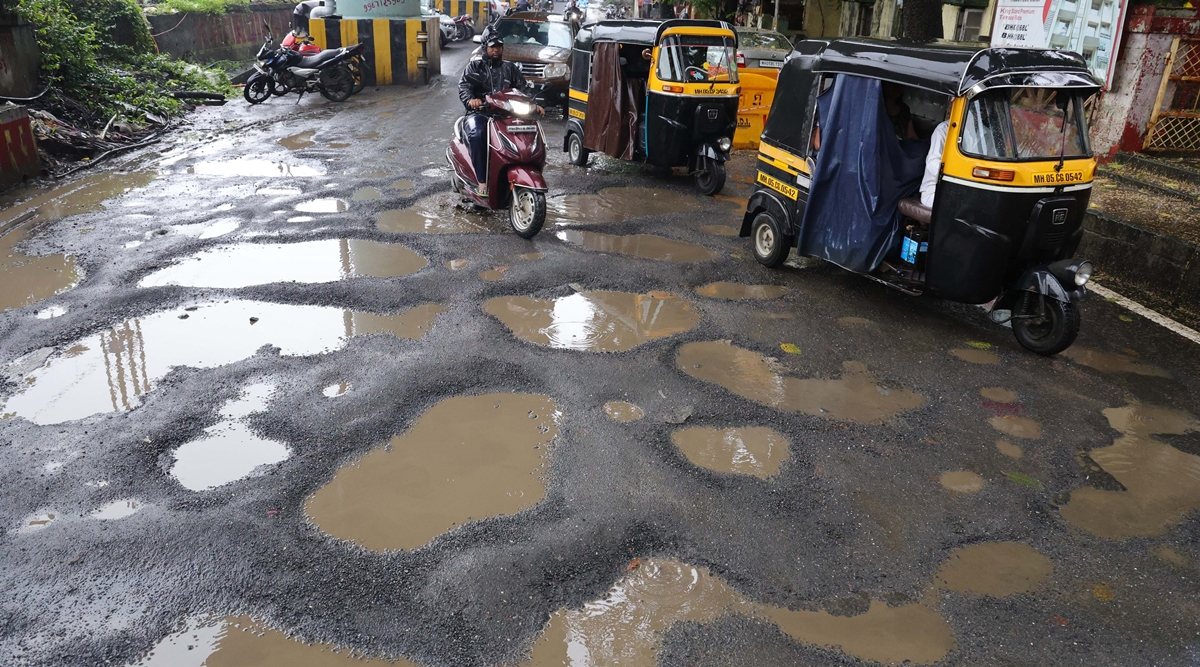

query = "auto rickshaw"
[[563, 19, 739, 195], [742, 38, 1099, 355]]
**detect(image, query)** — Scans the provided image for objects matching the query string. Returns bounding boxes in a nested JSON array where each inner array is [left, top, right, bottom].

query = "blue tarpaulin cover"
[[799, 75, 928, 273]]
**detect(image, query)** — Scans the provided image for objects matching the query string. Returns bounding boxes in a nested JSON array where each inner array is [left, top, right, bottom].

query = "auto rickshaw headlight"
[[716, 137, 732, 152], [1074, 261, 1093, 286], [543, 63, 568, 79]]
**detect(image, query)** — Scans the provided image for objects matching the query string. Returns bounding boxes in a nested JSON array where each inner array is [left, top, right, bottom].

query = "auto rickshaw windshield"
[[960, 88, 1091, 161], [656, 35, 738, 83]]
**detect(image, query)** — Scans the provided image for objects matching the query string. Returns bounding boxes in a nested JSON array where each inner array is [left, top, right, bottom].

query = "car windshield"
[[960, 88, 1091, 161], [496, 19, 573, 48], [738, 31, 791, 50], [656, 35, 738, 83]]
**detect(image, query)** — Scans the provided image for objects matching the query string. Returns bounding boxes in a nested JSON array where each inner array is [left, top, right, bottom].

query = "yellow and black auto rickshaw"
[[564, 19, 740, 195], [742, 38, 1099, 355]]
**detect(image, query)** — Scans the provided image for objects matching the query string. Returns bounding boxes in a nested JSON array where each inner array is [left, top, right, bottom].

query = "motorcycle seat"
[[298, 49, 343, 68]]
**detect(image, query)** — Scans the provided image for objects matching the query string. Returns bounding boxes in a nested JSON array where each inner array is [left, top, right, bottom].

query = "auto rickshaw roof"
[[573, 19, 736, 51], [795, 38, 1099, 97]]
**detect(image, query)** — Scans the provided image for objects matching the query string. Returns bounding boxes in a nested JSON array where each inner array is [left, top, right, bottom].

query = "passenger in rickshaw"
[[883, 82, 918, 140]]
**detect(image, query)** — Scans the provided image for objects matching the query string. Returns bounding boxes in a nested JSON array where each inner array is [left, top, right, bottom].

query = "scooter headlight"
[[716, 136, 732, 152], [509, 100, 534, 117], [543, 63, 569, 79], [1074, 261, 1093, 286]]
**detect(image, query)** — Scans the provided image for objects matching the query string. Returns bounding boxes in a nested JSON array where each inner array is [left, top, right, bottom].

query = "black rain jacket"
[[458, 57, 529, 110]]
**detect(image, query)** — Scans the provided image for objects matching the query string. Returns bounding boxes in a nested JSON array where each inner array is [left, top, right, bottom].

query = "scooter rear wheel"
[[510, 188, 545, 239]]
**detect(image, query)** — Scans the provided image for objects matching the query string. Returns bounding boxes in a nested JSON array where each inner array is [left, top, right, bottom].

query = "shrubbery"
[[15, 0, 231, 129]]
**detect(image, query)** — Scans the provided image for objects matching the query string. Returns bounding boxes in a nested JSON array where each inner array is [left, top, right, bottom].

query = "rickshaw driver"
[[919, 117, 950, 208], [458, 30, 545, 196]]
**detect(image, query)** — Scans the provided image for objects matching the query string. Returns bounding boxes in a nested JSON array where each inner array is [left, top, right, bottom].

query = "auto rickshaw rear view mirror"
[[642, 48, 652, 60], [972, 166, 1015, 181]]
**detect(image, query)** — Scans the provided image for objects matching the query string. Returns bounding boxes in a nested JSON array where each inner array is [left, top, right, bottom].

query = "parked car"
[[471, 12, 574, 112], [735, 27, 793, 78]]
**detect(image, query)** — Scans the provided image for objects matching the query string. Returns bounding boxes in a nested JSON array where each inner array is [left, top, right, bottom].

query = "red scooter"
[[447, 88, 548, 238]]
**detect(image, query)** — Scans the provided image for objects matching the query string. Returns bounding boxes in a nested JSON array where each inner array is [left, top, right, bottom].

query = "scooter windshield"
[[960, 88, 1091, 161], [656, 35, 738, 84]]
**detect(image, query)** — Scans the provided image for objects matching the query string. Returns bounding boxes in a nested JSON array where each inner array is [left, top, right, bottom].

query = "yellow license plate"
[[757, 171, 798, 200], [1032, 171, 1086, 185]]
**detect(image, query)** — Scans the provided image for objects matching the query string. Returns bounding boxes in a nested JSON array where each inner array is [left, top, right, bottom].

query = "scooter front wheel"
[[510, 188, 545, 239]]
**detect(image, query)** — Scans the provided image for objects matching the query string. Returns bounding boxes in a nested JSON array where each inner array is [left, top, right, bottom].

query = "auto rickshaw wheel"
[[1012, 296, 1080, 356], [694, 158, 726, 196], [510, 188, 546, 239], [567, 132, 589, 167], [751, 211, 791, 268]]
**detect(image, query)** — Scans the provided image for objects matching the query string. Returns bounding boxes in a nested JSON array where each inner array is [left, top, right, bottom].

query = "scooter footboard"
[[507, 166, 547, 191]]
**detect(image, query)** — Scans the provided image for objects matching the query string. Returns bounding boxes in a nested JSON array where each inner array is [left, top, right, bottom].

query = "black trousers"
[[465, 114, 488, 184]]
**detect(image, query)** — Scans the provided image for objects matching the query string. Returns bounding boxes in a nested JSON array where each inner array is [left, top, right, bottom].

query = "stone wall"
[[0, 14, 40, 99], [147, 5, 294, 62]]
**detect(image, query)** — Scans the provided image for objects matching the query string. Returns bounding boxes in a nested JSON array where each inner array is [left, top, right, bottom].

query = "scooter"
[[244, 23, 361, 104], [447, 88, 548, 238]]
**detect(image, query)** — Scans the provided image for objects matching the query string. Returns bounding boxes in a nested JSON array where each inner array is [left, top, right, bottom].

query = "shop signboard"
[[990, 0, 1129, 89]]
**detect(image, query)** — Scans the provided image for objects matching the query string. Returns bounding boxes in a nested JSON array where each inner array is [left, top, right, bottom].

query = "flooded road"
[[2, 43, 1199, 667]]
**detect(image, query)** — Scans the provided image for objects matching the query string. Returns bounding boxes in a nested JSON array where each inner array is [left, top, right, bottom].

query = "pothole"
[[671, 426, 789, 478], [1, 220, 79, 312], [677, 342, 924, 422], [547, 186, 700, 225], [169, 383, 288, 491], [694, 282, 788, 300], [306, 393, 559, 551], [933, 542, 1052, 597], [555, 230, 718, 262], [484, 291, 700, 352], [1061, 347, 1170, 377], [603, 401, 645, 423], [2, 300, 446, 425], [377, 194, 496, 234], [186, 159, 324, 178], [139, 239, 427, 288]]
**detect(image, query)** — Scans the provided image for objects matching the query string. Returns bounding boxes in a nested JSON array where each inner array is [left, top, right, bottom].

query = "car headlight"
[[716, 136, 732, 152], [543, 63, 569, 79], [509, 100, 534, 116], [1074, 261, 1093, 286]]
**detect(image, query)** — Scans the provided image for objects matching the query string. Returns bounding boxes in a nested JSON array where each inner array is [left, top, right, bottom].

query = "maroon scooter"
[[447, 88, 548, 238]]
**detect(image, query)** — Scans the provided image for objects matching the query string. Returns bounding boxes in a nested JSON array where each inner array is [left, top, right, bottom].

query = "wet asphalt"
[[3, 42, 1200, 667]]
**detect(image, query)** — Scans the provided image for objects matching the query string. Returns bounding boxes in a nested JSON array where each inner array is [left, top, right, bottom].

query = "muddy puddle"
[[677, 342, 924, 422], [294, 198, 348, 214], [278, 130, 316, 150], [1061, 347, 1171, 378], [187, 159, 324, 178], [526, 558, 953, 667], [951, 348, 1000, 364], [694, 282, 788, 300], [377, 195, 495, 234], [546, 187, 700, 226], [1061, 403, 1200, 539], [19, 511, 58, 533], [170, 383, 289, 491], [257, 186, 303, 196], [671, 426, 789, 478], [133, 615, 414, 667], [940, 471, 984, 493], [1, 300, 445, 425], [700, 224, 739, 236], [996, 439, 1024, 458], [351, 187, 383, 201], [555, 230, 718, 262], [91, 499, 144, 520], [989, 415, 1042, 439], [0, 170, 157, 229], [934, 542, 1052, 597], [307, 393, 558, 551], [483, 291, 699, 352], [197, 219, 240, 239], [322, 382, 350, 397], [479, 267, 509, 281], [603, 401, 644, 422], [445, 259, 469, 270], [1, 221, 79, 312], [981, 387, 1018, 403], [139, 239, 427, 288]]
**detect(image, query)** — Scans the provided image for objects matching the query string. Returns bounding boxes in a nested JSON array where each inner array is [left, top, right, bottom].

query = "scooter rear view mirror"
[[473, 34, 483, 43]]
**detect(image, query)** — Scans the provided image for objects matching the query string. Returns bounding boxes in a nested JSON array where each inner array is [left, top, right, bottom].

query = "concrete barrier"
[[0, 105, 41, 186], [309, 16, 440, 86], [147, 5, 294, 62], [0, 14, 40, 98], [734, 72, 775, 150]]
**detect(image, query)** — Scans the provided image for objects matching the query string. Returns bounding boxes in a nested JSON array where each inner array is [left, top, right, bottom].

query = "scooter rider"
[[458, 29, 544, 196]]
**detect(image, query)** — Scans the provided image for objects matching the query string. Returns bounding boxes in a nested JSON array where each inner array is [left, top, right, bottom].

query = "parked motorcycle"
[[281, 28, 371, 94], [244, 23, 361, 104], [447, 87, 548, 238], [452, 14, 475, 42]]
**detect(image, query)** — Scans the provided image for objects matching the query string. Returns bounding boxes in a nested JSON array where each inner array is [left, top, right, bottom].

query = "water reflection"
[[2, 300, 446, 424], [484, 291, 700, 352]]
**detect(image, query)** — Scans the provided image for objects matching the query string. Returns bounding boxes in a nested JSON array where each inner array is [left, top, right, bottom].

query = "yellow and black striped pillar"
[[309, 17, 441, 86], [434, 0, 489, 27]]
